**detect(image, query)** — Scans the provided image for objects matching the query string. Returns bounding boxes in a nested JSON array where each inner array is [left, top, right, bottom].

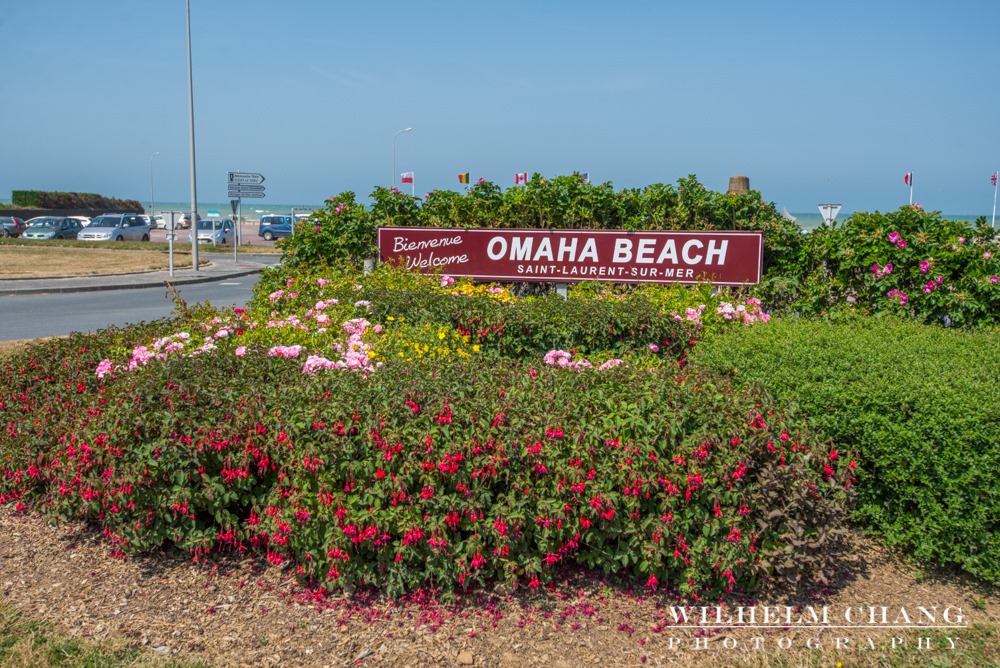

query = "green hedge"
[[690, 315, 1000, 584], [10, 190, 143, 212], [279, 176, 804, 303]]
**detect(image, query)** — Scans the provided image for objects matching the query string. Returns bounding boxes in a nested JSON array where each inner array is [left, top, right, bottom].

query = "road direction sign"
[[230, 191, 265, 198], [228, 184, 265, 192], [818, 203, 842, 225], [228, 171, 265, 185]]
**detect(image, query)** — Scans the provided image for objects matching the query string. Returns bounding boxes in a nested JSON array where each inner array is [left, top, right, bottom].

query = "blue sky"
[[2, 1, 998, 215]]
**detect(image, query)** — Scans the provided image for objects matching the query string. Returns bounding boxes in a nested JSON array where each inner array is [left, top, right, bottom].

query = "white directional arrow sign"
[[228, 171, 265, 185]]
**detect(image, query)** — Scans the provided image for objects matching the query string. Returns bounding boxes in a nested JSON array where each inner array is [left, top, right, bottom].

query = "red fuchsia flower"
[[471, 552, 487, 569], [646, 574, 659, 590], [829, 449, 839, 461], [726, 527, 742, 543]]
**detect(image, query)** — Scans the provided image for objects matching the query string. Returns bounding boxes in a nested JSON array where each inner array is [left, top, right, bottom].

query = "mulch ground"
[[1, 505, 997, 667]]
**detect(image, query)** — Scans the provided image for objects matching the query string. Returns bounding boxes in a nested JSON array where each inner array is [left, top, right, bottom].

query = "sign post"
[[228, 172, 265, 250]]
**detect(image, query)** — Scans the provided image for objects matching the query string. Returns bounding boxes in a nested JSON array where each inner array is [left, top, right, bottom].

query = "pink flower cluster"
[[268, 345, 303, 358], [922, 276, 945, 294], [716, 298, 770, 325], [888, 231, 907, 249], [543, 349, 626, 371], [543, 349, 591, 369], [886, 289, 909, 306], [871, 262, 893, 279], [440, 275, 455, 288]]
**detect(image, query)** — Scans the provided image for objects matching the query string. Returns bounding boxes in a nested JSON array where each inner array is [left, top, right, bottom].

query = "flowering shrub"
[[0, 334, 854, 598], [779, 206, 999, 327], [691, 315, 1000, 585]]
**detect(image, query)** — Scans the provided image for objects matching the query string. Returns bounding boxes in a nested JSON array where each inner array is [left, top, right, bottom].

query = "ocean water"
[[790, 212, 991, 230], [151, 201, 320, 221]]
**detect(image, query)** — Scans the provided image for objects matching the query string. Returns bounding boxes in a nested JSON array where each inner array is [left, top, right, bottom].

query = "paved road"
[[0, 273, 264, 341], [0, 252, 279, 341]]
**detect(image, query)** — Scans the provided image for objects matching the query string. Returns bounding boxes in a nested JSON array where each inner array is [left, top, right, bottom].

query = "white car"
[[68, 215, 92, 227], [189, 218, 234, 245]]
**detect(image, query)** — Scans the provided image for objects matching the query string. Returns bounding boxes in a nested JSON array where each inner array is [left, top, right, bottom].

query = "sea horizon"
[[2, 198, 994, 230]]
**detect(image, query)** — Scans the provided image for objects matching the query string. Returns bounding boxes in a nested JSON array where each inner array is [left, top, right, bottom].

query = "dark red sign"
[[377, 227, 763, 285]]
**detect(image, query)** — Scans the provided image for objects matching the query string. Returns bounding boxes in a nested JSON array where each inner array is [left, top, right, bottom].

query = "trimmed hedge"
[[10, 190, 143, 212], [690, 315, 1000, 584]]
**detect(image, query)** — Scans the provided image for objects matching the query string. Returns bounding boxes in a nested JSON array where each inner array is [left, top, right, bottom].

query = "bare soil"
[[0, 506, 996, 668], [0, 247, 192, 278]]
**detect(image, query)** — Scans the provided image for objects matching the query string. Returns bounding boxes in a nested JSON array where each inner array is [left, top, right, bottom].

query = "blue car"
[[258, 215, 293, 241]]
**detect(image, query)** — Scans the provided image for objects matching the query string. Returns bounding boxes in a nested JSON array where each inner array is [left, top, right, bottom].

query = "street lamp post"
[[149, 152, 159, 216], [186, 0, 199, 272], [392, 127, 412, 190]]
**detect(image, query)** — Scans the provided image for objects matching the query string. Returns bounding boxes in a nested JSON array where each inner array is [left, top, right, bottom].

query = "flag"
[[400, 171, 414, 184], [515, 172, 527, 184], [581, 172, 590, 184], [458, 172, 470, 184], [992, 172, 997, 187], [904, 172, 912, 186]]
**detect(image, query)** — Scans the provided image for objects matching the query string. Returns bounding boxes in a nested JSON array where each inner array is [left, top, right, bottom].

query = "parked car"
[[77, 213, 151, 242], [151, 214, 165, 229], [68, 215, 92, 227], [0, 216, 25, 237], [258, 214, 294, 241], [189, 217, 234, 245], [21, 216, 83, 240], [178, 213, 201, 229]]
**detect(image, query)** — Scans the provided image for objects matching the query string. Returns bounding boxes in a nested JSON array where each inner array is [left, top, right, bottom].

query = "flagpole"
[[993, 172, 998, 229], [909, 171, 913, 206]]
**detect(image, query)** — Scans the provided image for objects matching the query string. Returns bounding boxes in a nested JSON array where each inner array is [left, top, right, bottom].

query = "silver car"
[[188, 218, 234, 245], [77, 213, 151, 242]]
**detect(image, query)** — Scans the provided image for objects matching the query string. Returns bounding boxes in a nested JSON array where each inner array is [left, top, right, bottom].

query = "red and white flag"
[[400, 172, 414, 184], [904, 172, 912, 186], [992, 172, 997, 187], [515, 172, 528, 184]]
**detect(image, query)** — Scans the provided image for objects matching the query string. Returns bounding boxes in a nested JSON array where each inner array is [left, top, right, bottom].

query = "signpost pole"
[[231, 198, 239, 262]]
